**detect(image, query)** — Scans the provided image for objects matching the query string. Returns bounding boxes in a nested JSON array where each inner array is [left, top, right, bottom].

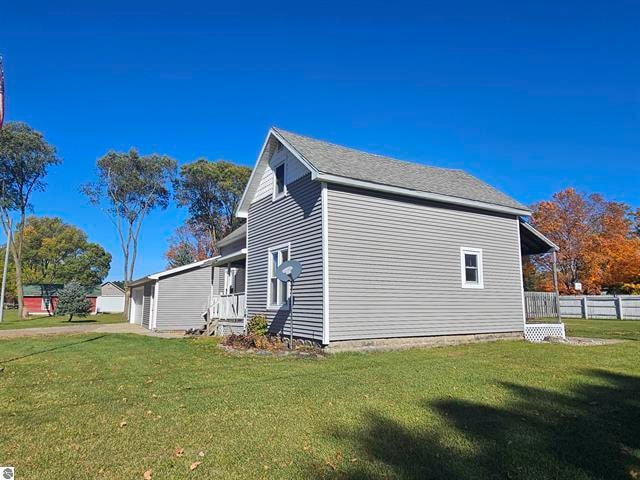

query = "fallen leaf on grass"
[[189, 461, 202, 471], [174, 447, 184, 457], [143, 469, 153, 479], [326, 461, 337, 470], [145, 379, 154, 384], [119, 421, 128, 428]]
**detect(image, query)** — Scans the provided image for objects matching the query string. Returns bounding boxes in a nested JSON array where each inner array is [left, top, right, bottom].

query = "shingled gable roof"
[[237, 128, 531, 217]]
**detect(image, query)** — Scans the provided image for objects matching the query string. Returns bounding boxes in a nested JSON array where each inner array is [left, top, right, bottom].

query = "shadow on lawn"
[[320, 369, 640, 480], [0, 335, 106, 364]]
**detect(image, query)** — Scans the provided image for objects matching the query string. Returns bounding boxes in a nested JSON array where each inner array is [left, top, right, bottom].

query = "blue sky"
[[3, 0, 639, 280]]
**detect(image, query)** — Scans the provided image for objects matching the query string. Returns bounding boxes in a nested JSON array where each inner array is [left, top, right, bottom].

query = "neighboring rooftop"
[[273, 127, 529, 213], [23, 284, 101, 297]]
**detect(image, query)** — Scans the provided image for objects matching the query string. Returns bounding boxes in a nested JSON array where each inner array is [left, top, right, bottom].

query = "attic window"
[[273, 162, 286, 199]]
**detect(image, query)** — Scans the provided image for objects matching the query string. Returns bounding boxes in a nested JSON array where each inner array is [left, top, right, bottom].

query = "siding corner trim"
[[321, 182, 330, 345]]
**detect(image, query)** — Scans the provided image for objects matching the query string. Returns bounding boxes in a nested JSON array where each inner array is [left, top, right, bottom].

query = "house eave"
[[148, 256, 220, 280], [213, 248, 247, 265], [315, 173, 532, 217]]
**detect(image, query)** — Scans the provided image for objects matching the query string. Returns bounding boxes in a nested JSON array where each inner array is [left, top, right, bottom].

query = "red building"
[[22, 284, 100, 316]]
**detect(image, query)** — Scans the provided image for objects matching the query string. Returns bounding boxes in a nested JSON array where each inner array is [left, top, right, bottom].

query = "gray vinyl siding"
[[246, 173, 324, 341], [101, 283, 124, 297], [234, 267, 246, 293], [142, 284, 153, 328], [155, 265, 212, 331], [213, 267, 225, 295], [326, 184, 524, 341], [219, 236, 246, 256]]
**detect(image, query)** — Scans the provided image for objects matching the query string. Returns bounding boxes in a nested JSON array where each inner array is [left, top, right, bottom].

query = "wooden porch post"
[[552, 250, 562, 324]]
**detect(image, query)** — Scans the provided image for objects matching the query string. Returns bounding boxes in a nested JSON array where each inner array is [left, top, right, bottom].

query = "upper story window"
[[460, 247, 484, 289], [273, 162, 286, 200]]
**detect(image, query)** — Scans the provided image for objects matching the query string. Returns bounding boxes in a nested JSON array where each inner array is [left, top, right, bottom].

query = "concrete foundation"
[[325, 331, 523, 353]]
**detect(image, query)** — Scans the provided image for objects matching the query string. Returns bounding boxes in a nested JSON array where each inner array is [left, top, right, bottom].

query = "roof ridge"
[[272, 126, 464, 174]]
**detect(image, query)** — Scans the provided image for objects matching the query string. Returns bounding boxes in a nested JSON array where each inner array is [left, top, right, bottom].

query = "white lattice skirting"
[[524, 323, 566, 343]]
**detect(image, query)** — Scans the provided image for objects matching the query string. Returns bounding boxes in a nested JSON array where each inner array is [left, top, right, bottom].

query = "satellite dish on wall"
[[275, 259, 302, 349], [276, 260, 302, 283]]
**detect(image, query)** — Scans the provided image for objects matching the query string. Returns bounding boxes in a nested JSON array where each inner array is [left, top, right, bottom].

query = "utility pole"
[[0, 216, 10, 322]]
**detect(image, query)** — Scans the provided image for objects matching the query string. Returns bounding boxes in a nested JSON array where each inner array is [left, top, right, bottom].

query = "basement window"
[[460, 247, 484, 289]]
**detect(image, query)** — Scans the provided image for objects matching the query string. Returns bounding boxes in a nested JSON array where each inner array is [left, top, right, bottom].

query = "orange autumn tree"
[[530, 188, 640, 294]]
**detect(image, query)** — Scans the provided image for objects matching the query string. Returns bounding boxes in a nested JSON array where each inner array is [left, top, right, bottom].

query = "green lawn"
[[564, 318, 640, 341], [0, 310, 125, 330], [0, 323, 639, 479]]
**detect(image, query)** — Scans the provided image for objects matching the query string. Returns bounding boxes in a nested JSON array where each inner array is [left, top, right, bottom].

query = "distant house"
[[96, 282, 126, 313], [23, 284, 101, 316], [130, 128, 556, 345]]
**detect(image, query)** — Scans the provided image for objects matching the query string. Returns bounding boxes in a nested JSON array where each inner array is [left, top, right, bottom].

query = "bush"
[[222, 332, 285, 352], [223, 333, 256, 349], [247, 314, 268, 336], [55, 282, 92, 321]]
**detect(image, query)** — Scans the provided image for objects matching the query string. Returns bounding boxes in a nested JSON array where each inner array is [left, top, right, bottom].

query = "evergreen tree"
[[55, 282, 91, 321]]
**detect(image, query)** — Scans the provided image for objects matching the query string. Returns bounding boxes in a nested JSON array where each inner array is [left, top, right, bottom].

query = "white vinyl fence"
[[525, 292, 640, 320]]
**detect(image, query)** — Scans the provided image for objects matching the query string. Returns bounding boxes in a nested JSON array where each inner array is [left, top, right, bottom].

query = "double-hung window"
[[268, 244, 290, 308], [273, 162, 286, 200], [460, 247, 484, 289]]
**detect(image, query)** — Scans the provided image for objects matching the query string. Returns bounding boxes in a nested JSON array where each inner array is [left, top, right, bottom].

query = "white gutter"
[[148, 256, 220, 280], [213, 248, 247, 265]]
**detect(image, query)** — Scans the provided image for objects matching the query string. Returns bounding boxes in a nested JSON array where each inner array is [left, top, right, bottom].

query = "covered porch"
[[203, 225, 248, 334], [519, 220, 565, 342]]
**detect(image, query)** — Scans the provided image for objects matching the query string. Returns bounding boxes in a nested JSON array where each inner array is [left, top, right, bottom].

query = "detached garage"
[[96, 282, 126, 313], [128, 258, 217, 331]]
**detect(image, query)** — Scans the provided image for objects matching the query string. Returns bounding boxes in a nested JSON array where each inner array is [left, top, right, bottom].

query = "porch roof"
[[213, 248, 247, 265], [519, 220, 559, 255]]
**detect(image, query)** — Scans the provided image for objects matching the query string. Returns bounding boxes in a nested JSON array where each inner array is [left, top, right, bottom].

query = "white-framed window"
[[460, 247, 484, 289], [267, 243, 290, 308], [272, 161, 286, 200]]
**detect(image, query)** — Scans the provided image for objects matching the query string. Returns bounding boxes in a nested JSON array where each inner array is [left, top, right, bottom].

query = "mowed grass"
[[0, 323, 639, 479], [564, 318, 640, 341], [0, 310, 124, 330]]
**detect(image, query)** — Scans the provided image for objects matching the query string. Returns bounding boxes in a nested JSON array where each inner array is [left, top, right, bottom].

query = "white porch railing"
[[213, 293, 246, 320]]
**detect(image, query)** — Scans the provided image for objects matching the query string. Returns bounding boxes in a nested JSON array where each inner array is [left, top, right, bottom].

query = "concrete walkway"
[[0, 323, 184, 339]]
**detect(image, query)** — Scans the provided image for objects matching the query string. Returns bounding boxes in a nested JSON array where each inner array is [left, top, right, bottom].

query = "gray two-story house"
[[235, 127, 553, 346], [130, 127, 556, 346]]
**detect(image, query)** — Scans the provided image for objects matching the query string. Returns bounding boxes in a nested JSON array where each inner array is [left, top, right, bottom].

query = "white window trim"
[[266, 242, 291, 310], [460, 247, 484, 289], [272, 160, 287, 202]]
